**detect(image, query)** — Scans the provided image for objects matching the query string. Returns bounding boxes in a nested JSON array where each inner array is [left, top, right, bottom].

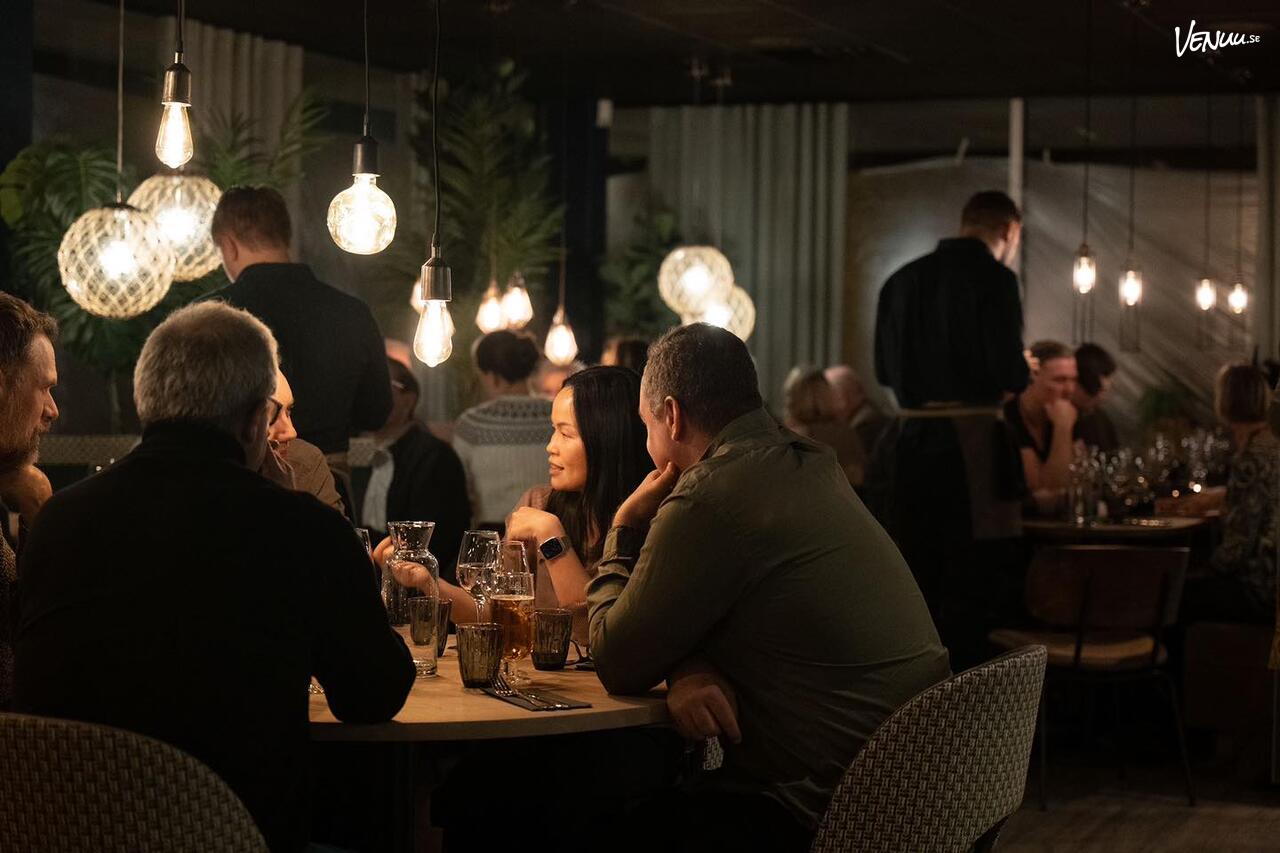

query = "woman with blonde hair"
[[782, 366, 864, 486]]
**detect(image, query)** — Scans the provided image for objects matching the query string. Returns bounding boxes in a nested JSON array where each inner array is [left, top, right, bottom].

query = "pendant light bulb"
[[328, 139, 396, 255], [1228, 281, 1248, 315], [544, 307, 578, 366], [155, 102, 193, 168], [413, 300, 454, 367], [1072, 244, 1097, 295], [501, 273, 534, 329], [476, 281, 506, 333], [1118, 268, 1143, 307], [1195, 278, 1217, 312]]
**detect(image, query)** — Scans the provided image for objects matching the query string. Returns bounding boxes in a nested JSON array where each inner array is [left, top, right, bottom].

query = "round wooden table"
[[310, 633, 670, 742]]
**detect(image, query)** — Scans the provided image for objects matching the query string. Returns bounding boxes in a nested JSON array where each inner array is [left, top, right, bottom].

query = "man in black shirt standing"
[[870, 190, 1030, 669], [212, 186, 392, 464], [15, 303, 414, 852]]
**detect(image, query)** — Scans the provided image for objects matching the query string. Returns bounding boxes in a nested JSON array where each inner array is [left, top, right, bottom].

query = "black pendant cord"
[[430, 0, 442, 252], [1081, 0, 1092, 245], [177, 0, 184, 56], [116, 0, 125, 202], [1126, 14, 1137, 260], [362, 0, 370, 138], [1204, 91, 1212, 275], [1237, 92, 1245, 280], [558, 33, 569, 312]]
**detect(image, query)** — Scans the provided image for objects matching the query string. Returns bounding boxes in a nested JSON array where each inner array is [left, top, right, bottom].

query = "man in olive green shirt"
[[588, 324, 950, 851]]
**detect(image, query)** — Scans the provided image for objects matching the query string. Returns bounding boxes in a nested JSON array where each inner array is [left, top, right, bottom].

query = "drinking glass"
[[456, 530, 500, 621], [532, 608, 573, 671], [407, 596, 439, 677], [499, 539, 530, 574], [435, 598, 453, 658], [490, 570, 535, 685], [456, 623, 503, 688]]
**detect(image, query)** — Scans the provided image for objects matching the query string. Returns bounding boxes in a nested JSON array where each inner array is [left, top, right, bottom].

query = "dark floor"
[[1001, 738, 1280, 852]]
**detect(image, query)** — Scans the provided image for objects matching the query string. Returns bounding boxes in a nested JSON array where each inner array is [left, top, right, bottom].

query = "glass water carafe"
[[384, 521, 438, 626]]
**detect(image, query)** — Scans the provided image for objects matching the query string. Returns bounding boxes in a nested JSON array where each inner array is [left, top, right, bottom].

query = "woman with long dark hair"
[[432, 366, 653, 636]]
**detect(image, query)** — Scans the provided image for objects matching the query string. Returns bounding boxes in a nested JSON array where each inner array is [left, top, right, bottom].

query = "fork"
[[492, 673, 557, 710]]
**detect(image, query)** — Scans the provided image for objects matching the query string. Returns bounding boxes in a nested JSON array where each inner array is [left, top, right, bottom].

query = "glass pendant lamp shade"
[[501, 274, 534, 329], [409, 276, 426, 313], [127, 173, 221, 281], [1072, 244, 1097, 295], [1228, 281, 1248, 314], [476, 281, 506, 333], [1118, 268, 1143, 307], [1195, 278, 1217, 311], [413, 300, 454, 367], [659, 246, 733, 315], [686, 283, 756, 342], [327, 143, 397, 255], [155, 102, 193, 168], [544, 307, 578, 365], [58, 203, 175, 318]]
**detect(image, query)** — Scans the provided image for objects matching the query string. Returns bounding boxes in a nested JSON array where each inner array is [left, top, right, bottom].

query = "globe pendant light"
[[155, 0, 193, 168], [328, 0, 396, 255], [686, 283, 756, 342], [501, 272, 534, 329], [1227, 282, 1248, 315], [59, 0, 174, 319], [659, 245, 733, 316], [542, 56, 577, 368], [544, 255, 578, 365], [127, 172, 222, 281], [475, 280, 506, 332], [412, 0, 454, 367]]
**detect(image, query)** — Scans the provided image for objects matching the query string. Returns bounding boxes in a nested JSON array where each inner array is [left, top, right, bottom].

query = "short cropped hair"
[[1030, 339, 1074, 367], [1075, 343, 1117, 396], [961, 191, 1021, 232], [472, 330, 540, 383], [1215, 364, 1269, 425], [783, 366, 835, 426], [210, 186, 291, 249], [134, 302, 278, 434], [644, 323, 763, 436], [0, 293, 57, 388]]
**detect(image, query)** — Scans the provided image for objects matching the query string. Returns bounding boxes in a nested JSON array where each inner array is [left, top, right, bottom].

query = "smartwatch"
[[538, 535, 572, 562]]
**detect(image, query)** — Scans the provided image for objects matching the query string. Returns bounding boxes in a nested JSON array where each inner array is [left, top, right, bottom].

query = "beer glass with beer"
[[490, 559, 535, 685]]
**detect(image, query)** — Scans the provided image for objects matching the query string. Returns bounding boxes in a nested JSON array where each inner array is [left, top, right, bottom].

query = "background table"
[[1022, 515, 1211, 545], [310, 636, 670, 742]]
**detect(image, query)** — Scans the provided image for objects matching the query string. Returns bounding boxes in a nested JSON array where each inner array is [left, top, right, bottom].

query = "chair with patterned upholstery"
[[0, 712, 268, 852], [811, 645, 1046, 853], [988, 545, 1195, 808]]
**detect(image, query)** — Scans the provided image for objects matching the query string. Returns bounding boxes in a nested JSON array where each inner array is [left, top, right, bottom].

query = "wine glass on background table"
[[456, 530, 500, 620], [491, 569, 535, 685]]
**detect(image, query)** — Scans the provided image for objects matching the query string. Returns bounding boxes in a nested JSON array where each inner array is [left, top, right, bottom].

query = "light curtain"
[[1258, 95, 1280, 363], [648, 104, 849, 408]]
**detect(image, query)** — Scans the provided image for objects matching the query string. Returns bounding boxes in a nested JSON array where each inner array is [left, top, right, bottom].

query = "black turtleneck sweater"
[[218, 263, 392, 454], [15, 421, 415, 852]]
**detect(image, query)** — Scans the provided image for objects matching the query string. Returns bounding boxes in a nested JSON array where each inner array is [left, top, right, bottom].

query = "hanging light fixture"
[[127, 172, 222, 281], [1196, 92, 1216, 349], [328, 0, 397, 255], [412, 0, 453, 367], [501, 272, 534, 329], [475, 279, 506, 332], [686, 283, 756, 342], [543, 45, 578, 367], [1071, 0, 1095, 343], [1228, 94, 1249, 322], [659, 246, 734, 315], [1117, 13, 1142, 353], [59, 0, 174, 319], [155, 0, 193, 168]]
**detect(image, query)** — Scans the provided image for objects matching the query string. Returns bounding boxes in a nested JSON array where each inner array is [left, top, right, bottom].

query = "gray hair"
[[643, 323, 763, 436], [134, 302, 278, 433]]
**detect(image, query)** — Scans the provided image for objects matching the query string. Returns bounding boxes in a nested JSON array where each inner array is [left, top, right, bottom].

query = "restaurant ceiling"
[[94, 0, 1280, 103]]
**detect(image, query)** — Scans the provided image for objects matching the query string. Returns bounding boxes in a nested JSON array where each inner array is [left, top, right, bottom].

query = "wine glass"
[[491, 569, 535, 685], [456, 530, 500, 620]]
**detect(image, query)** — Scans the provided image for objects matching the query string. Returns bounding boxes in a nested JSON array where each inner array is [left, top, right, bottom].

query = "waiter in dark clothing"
[[868, 190, 1030, 670], [211, 186, 392, 463]]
